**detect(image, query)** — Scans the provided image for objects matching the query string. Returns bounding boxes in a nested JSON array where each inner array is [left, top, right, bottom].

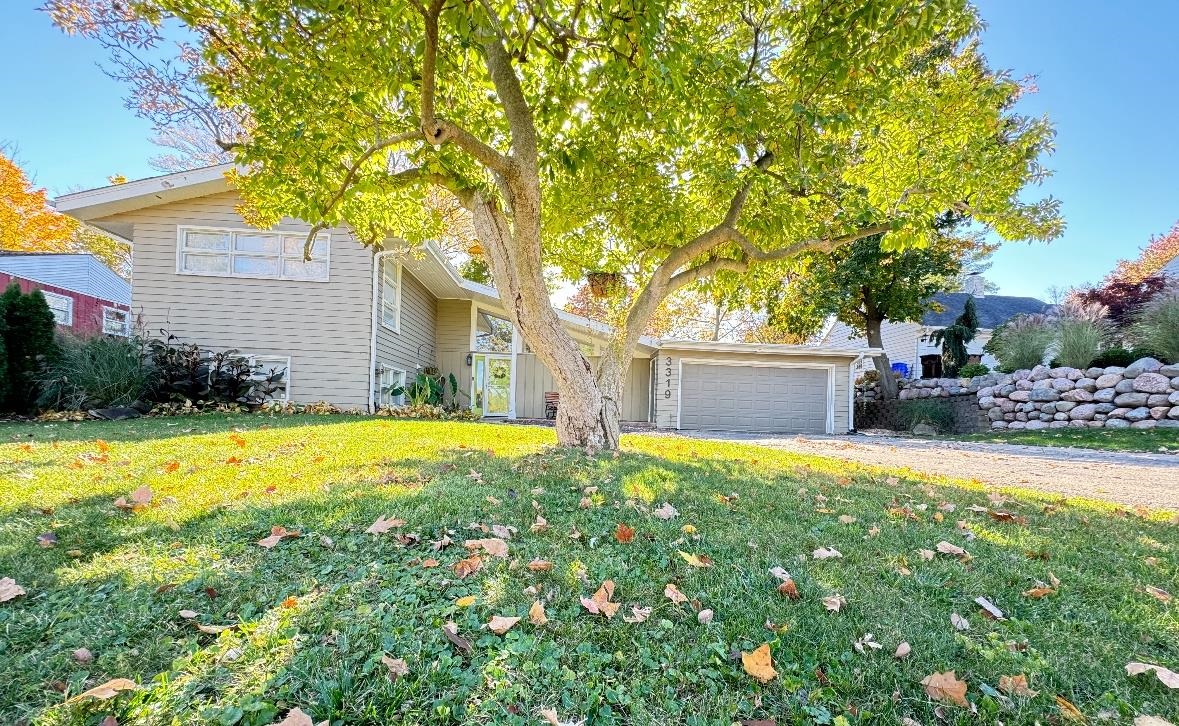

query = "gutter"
[[368, 251, 396, 413]]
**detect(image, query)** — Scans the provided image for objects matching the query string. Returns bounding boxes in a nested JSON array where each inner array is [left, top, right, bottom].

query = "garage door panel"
[[680, 363, 829, 433]]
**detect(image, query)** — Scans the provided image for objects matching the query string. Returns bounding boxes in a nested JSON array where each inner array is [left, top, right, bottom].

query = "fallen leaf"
[[1055, 695, 1087, 722], [258, 525, 300, 549], [196, 623, 233, 634], [228, 433, 246, 448], [951, 612, 970, 631], [581, 580, 619, 618], [894, 641, 911, 659], [420, 558, 440, 568], [281, 596, 298, 608], [162, 460, 180, 474], [530, 515, 550, 533], [697, 609, 714, 625], [975, 596, 1005, 620], [681, 524, 696, 534], [0, 575, 27, 603], [678, 551, 713, 568], [921, 670, 968, 707], [527, 558, 553, 572], [987, 509, 1028, 525], [813, 546, 843, 560], [777, 579, 800, 600], [918, 549, 935, 561], [366, 515, 406, 534], [615, 523, 635, 543], [487, 615, 520, 635], [653, 502, 679, 520], [1143, 585, 1172, 603], [529, 600, 548, 625], [454, 555, 483, 578], [381, 655, 409, 681], [822, 594, 846, 612], [854, 632, 883, 652], [1023, 586, 1056, 599], [465, 538, 509, 558], [935, 541, 967, 557], [998, 674, 1039, 698], [623, 605, 652, 623], [741, 643, 777, 683], [65, 678, 137, 703], [1126, 661, 1179, 689], [178, 609, 199, 619], [664, 583, 688, 604], [768, 566, 791, 582], [455, 595, 477, 607], [1134, 718, 1176, 726], [442, 622, 472, 654], [37, 532, 57, 548], [491, 524, 514, 539], [431, 535, 453, 550], [273, 707, 328, 726], [838, 515, 858, 524]]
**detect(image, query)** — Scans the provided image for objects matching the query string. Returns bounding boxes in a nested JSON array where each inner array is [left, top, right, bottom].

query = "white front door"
[[472, 354, 512, 416]]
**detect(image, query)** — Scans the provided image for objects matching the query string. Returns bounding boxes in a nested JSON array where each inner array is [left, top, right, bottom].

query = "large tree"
[[49, 0, 1061, 449], [766, 228, 981, 397]]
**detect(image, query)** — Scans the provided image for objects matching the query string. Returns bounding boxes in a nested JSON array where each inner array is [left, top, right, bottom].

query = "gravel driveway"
[[683, 432, 1179, 510]]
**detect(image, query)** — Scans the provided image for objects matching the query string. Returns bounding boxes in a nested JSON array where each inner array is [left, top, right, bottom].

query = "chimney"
[[963, 272, 986, 298]]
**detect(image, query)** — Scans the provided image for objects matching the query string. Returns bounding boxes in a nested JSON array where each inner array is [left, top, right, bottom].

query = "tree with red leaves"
[[1107, 221, 1179, 284], [1073, 275, 1169, 330]]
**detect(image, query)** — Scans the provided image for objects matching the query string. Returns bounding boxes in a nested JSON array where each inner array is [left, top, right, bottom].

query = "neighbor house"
[[817, 291, 1050, 379], [56, 165, 876, 434], [0, 251, 131, 336]]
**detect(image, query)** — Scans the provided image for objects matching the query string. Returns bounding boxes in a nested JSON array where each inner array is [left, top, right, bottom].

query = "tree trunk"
[[865, 318, 899, 399]]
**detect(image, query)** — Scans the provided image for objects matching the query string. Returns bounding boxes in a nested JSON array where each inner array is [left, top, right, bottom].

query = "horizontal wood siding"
[[98, 191, 373, 409], [435, 299, 473, 401], [655, 349, 852, 432], [514, 354, 651, 422], [376, 268, 438, 382], [825, 320, 924, 378]]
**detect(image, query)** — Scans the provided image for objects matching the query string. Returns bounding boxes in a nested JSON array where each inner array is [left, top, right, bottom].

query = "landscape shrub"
[[36, 334, 156, 410], [1130, 289, 1179, 363], [1090, 347, 1134, 368], [147, 332, 285, 406], [0, 283, 59, 414], [957, 363, 990, 378], [1054, 300, 1111, 369], [985, 314, 1054, 372]]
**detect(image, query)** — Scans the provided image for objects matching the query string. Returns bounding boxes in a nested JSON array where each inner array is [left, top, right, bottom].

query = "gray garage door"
[[679, 363, 830, 433]]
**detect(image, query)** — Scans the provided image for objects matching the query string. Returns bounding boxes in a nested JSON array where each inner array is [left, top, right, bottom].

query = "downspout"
[[368, 251, 396, 413], [848, 353, 866, 433]]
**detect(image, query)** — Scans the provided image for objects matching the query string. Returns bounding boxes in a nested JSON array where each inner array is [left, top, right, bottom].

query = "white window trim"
[[102, 306, 130, 336], [175, 225, 331, 283], [42, 290, 74, 326], [377, 364, 407, 407], [379, 258, 402, 333], [242, 354, 291, 402]]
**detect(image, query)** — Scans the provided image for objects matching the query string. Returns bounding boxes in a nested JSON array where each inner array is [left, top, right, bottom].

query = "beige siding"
[[654, 349, 853, 432], [98, 191, 373, 409], [376, 267, 438, 385], [825, 320, 924, 378], [435, 299, 474, 405], [514, 354, 651, 422]]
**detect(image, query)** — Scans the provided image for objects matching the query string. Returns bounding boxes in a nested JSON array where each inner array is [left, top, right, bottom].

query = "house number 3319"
[[663, 356, 672, 398]]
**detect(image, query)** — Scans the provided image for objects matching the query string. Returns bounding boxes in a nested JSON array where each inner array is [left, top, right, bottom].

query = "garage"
[[679, 362, 833, 433], [653, 342, 878, 435]]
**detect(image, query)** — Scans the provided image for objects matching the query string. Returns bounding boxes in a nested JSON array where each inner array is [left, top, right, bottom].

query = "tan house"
[[56, 165, 874, 434]]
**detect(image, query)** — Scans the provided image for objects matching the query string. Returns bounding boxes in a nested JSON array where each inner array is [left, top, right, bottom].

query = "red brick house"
[[0, 252, 131, 336]]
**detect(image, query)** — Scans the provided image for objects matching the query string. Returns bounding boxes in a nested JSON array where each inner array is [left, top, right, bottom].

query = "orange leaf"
[[281, 596, 298, 608], [615, 523, 635, 543], [580, 580, 619, 618], [777, 579, 800, 600], [162, 460, 180, 473], [454, 555, 483, 578], [664, 583, 688, 604], [229, 433, 246, 448], [741, 643, 777, 683], [529, 600, 548, 626], [998, 674, 1039, 698], [921, 670, 968, 707], [65, 677, 137, 703], [1055, 695, 1087, 722], [487, 615, 520, 635], [258, 525, 300, 549], [527, 559, 553, 572], [1023, 586, 1056, 599]]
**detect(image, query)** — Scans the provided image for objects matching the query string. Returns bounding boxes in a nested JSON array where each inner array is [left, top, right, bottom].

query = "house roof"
[[921, 292, 1049, 329], [1163, 255, 1179, 277], [0, 252, 131, 305], [660, 340, 880, 359]]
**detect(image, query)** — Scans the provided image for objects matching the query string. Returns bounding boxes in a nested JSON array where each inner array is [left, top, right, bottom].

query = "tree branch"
[[480, 27, 540, 169]]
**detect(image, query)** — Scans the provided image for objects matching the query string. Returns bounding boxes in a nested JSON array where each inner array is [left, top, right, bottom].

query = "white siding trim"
[[676, 357, 836, 434], [369, 251, 396, 412]]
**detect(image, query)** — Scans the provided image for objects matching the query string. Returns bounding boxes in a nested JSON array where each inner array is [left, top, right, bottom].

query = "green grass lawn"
[[1, 415, 1176, 725], [951, 427, 1179, 454]]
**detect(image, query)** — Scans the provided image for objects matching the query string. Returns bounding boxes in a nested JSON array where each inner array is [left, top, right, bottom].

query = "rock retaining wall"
[[855, 394, 988, 434], [978, 358, 1179, 431], [857, 373, 1003, 402]]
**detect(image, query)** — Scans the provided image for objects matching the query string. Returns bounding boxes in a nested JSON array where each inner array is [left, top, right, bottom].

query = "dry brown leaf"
[[623, 605, 652, 623], [487, 615, 521, 635], [894, 641, 911, 659], [465, 537, 509, 558], [196, 623, 233, 634], [987, 510, 1028, 525], [777, 579, 800, 600], [1023, 586, 1056, 599], [918, 549, 935, 561], [530, 515, 550, 533], [581, 580, 619, 618], [998, 674, 1039, 698], [741, 643, 777, 683], [454, 555, 483, 578], [529, 600, 548, 626], [822, 594, 846, 612], [837, 515, 857, 524], [615, 523, 636, 543], [65, 677, 138, 703], [975, 596, 1005, 620], [664, 583, 688, 604], [813, 546, 843, 560], [0, 577, 27, 603], [697, 609, 714, 625], [258, 526, 300, 549], [1126, 662, 1179, 689], [381, 655, 409, 681], [678, 551, 713, 568], [951, 612, 970, 631], [420, 558, 440, 568], [178, 609, 199, 619], [527, 558, 554, 572], [1133, 717, 1176, 726], [1055, 695, 1086, 722], [73, 648, 94, 664], [491, 524, 514, 539], [921, 670, 968, 707], [1143, 585, 1172, 603], [653, 502, 679, 520], [442, 622, 472, 654], [131, 486, 153, 506], [366, 515, 406, 534], [935, 541, 967, 557], [768, 566, 791, 582]]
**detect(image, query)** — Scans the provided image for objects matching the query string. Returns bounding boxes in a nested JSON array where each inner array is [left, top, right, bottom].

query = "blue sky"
[[1, 1, 1176, 298]]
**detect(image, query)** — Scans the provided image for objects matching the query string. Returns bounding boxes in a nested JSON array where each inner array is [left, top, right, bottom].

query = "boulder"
[[1093, 388, 1117, 403], [1085, 367, 1105, 379], [1093, 403, 1116, 414], [1158, 419, 1179, 429], [88, 406, 142, 421], [991, 421, 1009, 430], [1009, 420, 1027, 429], [1029, 388, 1060, 402], [1050, 420, 1070, 428], [1124, 357, 1163, 378], [1123, 406, 1152, 422], [1041, 402, 1057, 414], [1087, 420, 1106, 428], [1068, 403, 1098, 421], [1009, 390, 1031, 402], [1074, 377, 1098, 392], [1030, 365, 1051, 381], [1015, 412, 1028, 421], [978, 396, 997, 409], [988, 407, 1005, 421], [1016, 379, 1035, 391], [1171, 391, 1179, 405], [1105, 418, 1130, 429], [1048, 366, 1077, 379], [1025, 420, 1049, 430], [1053, 412, 1069, 421], [1114, 392, 1150, 407], [998, 384, 1017, 396], [1055, 401, 1077, 412], [1000, 399, 1017, 412], [1150, 406, 1171, 420], [1147, 394, 1172, 407], [1130, 420, 1157, 430], [1115, 379, 1136, 393], [1172, 377, 1179, 389], [1051, 378, 1075, 392], [1094, 373, 1122, 389], [1160, 363, 1179, 377], [1133, 372, 1171, 394], [1039, 412, 1054, 422], [978, 386, 995, 398], [1061, 389, 1094, 403], [1171, 406, 1179, 420], [1069, 420, 1088, 428], [1110, 407, 1131, 418], [1012, 369, 1032, 381]]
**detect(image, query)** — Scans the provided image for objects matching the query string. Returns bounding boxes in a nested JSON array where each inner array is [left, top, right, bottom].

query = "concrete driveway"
[[682, 432, 1179, 510]]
